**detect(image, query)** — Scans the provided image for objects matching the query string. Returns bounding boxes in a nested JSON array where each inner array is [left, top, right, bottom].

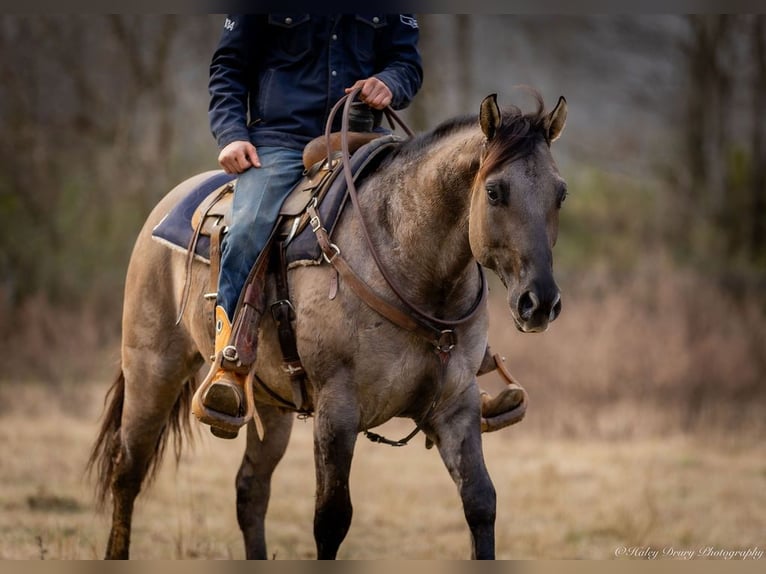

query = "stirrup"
[[191, 352, 261, 438], [480, 353, 528, 433], [211, 426, 239, 440]]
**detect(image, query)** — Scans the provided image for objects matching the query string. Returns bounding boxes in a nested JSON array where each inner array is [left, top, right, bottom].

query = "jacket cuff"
[[215, 125, 251, 150], [373, 70, 407, 109]]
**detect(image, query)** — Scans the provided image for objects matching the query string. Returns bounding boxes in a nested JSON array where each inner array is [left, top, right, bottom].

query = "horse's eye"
[[556, 186, 568, 209], [486, 184, 501, 206]]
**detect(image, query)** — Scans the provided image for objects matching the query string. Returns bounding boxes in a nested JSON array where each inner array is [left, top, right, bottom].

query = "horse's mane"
[[392, 90, 550, 180]]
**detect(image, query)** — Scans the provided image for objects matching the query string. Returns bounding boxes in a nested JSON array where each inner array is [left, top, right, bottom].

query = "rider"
[[197, 14, 523, 438]]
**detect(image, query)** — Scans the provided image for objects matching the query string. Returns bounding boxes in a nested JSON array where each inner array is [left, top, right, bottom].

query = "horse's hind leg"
[[427, 389, 496, 559], [105, 345, 201, 559], [235, 403, 293, 559], [312, 389, 360, 559]]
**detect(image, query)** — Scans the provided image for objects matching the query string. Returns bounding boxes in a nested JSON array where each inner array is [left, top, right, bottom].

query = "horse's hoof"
[[210, 426, 239, 440]]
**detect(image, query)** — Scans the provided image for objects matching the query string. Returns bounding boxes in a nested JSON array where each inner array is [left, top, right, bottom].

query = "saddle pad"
[[151, 135, 401, 265], [284, 135, 401, 267], [151, 171, 236, 262]]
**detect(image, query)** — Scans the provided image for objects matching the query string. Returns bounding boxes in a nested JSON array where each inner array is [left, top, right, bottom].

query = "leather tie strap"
[[206, 221, 225, 333], [270, 240, 311, 412], [176, 183, 232, 325]]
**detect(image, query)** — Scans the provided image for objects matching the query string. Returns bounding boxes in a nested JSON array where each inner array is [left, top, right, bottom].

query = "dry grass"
[[482, 255, 766, 439], [1, 257, 764, 559], [0, 381, 763, 560]]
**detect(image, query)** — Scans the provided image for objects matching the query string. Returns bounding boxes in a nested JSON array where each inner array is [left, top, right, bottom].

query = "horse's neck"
[[363, 128, 483, 306]]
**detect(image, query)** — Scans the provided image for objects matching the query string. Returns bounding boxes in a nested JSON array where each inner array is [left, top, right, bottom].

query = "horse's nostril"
[[550, 292, 562, 321], [517, 290, 539, 321]]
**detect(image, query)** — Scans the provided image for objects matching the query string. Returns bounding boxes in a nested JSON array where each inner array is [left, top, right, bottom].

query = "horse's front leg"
[[427, 382, 496, 559], [312, 386, 360, 559], [236, 402, 294, 559]]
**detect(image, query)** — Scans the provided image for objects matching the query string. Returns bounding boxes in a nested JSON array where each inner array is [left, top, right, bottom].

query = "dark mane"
[[389, 90, 550, 179]]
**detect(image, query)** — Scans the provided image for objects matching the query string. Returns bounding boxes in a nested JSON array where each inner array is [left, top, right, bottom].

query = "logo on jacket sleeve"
[[400, 15, 418, 29], [224, 18, 236, 32]]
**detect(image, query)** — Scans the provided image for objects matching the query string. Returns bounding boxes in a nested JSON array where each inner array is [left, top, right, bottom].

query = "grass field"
[[0, 381, 763, 560]]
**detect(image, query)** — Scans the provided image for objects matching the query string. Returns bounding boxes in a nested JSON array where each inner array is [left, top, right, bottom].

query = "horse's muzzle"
[[513, 287, 562, 333]]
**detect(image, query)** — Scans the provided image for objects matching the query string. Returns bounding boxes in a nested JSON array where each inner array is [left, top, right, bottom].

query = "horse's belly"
[[252, 265, 488, 427]]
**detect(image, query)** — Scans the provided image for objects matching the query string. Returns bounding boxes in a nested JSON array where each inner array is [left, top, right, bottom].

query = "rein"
[[309, 89, 488, 446], [331, 90, 488, 337]]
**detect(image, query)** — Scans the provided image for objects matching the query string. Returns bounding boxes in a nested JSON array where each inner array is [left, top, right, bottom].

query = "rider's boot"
[[193, 305, 249, 439]]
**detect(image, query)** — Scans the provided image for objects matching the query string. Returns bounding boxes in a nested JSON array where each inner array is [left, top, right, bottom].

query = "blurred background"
[[0, 14, 764, 559], [1, 14, 763, 434]]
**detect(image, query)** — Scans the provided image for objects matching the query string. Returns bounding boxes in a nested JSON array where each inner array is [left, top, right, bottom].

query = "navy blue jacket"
[[209, 14, 423, 151]]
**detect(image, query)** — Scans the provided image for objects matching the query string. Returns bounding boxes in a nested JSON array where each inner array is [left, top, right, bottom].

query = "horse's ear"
[[545, 96, 567, 143], [480, 93, 501, 141]]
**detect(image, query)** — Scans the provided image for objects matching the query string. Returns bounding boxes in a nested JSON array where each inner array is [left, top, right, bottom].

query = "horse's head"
[[468, 93, 568, 333]]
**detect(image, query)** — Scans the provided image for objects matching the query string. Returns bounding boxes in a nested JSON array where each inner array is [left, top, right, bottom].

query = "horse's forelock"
[[477, 91, 549, 182]]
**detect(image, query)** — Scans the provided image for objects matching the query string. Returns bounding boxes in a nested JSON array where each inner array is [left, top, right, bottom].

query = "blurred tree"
[[674, 15, 766, 276], [1, 14, 763, 383], [405, 14, 454, 130], [0, 16, 220, 336], [750, 16, 766, 267], [455, 15, 472, 112], [683, 15, 733, 216], [405, 15, 476, 130]]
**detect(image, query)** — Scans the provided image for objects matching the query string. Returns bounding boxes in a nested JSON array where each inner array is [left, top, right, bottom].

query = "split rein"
[[309, 89, 488, 446]]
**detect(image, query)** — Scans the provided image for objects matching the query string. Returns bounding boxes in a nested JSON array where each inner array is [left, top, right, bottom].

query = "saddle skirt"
[[151, 134, 402, 268]]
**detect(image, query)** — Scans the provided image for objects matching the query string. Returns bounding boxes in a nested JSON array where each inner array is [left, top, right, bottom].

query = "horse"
[[88, 90, 568, 560]]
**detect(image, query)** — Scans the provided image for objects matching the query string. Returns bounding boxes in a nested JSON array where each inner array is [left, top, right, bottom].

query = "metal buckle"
[[222, 345, 239, 363], [309, 199, 323, 232], [322, 243, 341, 264], [434, 330, 456, 354]]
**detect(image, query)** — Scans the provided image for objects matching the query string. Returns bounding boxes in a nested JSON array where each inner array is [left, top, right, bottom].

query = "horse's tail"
[[87, 367, 197, 510]]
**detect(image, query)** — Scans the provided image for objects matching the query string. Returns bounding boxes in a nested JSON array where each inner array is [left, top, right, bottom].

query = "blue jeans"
[[217, 146, 305, 320]]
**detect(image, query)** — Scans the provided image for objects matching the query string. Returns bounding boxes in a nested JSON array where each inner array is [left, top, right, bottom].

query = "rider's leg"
[[195, 146, 304, 438]]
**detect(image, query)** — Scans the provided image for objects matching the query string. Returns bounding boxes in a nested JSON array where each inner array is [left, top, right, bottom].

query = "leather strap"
[[364, 351, 450, 447], [270, 241, 311, 412], [227, 228, 278, 368], [311, 93, 489, 446], [326, 90, 487, 333], [308, 203, 485, 353], [206, 220, 225, 334], [176, 183, 232, 325]]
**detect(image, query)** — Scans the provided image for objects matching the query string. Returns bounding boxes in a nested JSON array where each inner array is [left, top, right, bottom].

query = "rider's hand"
[[217, 140, 261, 174], [345, 77, 393, 110]]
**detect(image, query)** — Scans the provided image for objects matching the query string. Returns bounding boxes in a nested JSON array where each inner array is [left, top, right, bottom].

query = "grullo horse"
[[89, 91, 567, 559]]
